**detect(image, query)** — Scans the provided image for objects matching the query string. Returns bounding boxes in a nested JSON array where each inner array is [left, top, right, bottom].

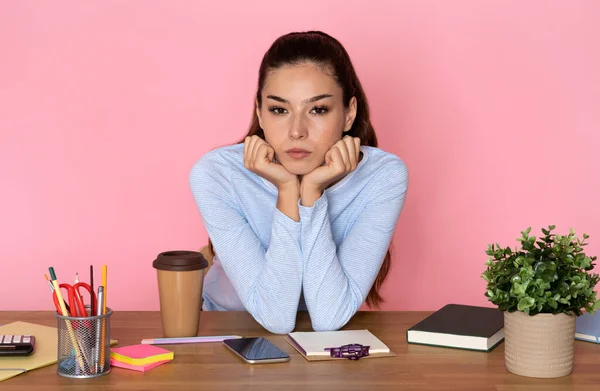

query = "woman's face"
[[256, 62, 357, 176]]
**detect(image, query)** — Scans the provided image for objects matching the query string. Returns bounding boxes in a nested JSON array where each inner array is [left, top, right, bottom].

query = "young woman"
[[189, 31, 408, 334]]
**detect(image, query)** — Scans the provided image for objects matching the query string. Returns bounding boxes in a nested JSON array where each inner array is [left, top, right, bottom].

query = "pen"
[[90, 265, 95, 315], [95, 286, 104, 374], [141, 335, 243, 345]]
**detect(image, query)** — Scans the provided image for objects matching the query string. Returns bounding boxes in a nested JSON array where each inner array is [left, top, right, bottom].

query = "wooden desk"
[[1, 311, 598, 390]]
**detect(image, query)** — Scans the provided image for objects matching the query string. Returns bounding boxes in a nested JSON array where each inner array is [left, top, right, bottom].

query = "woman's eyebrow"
[[266, 94, 334, 104]]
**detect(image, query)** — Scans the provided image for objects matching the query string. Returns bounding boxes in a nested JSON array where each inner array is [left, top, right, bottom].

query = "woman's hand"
[[244, 136, 300, 221], [244, 136, 299, 191], [300, 136, 361, 206]]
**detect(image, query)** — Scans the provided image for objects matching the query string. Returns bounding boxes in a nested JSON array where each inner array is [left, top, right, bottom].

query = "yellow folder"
[[0, 321, 117, 382]]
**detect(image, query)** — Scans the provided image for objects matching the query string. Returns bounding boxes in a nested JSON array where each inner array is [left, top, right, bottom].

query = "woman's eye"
[[311, 106, 329, 115], [268, 106, 288, 115]]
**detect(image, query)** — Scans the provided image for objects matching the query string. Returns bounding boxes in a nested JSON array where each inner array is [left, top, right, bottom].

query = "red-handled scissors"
[[52, 282, 97, 318]]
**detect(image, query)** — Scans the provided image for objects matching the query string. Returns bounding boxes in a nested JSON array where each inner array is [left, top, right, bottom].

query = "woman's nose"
[[289, 115, 308, 140]]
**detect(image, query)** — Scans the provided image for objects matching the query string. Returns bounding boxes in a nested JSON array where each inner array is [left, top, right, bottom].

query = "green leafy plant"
[[482, 225, 600, 316]]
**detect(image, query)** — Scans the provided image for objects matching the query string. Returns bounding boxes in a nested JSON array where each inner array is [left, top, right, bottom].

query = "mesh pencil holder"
[[55, 305, 112, 378]]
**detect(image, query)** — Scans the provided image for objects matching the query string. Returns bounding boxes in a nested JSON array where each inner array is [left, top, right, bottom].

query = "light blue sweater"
[[189, 143, 408, 334]]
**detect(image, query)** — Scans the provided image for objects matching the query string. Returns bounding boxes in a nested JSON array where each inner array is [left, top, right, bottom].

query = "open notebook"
[[285, 329, 395, 361], [0, 321, 118, 382]]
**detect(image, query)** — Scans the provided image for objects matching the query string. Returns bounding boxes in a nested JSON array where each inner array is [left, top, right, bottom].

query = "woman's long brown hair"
[[209, 31, 390, 308]]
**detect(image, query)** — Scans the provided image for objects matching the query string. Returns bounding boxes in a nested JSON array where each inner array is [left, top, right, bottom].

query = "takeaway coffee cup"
[[152, 250, 209, 338]]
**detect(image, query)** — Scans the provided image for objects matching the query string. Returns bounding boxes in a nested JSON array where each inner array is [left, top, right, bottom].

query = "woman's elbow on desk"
[[312, 324, 343, 332], [307, 298, 360, 332], [245, 299, 300, 334], [309, 314, 352, 332], [250, 308, 297, 334], [259, 319, 296, 335]]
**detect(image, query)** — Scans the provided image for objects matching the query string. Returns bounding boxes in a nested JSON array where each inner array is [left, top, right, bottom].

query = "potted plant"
[[482, 225, 600, 378]]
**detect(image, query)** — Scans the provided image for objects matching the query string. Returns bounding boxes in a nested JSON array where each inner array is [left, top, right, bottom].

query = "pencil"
[[45, 274, 71, 314], [99, 265, 107, 371], [49, 267, 86, 371], [44, 274, 54, 292]]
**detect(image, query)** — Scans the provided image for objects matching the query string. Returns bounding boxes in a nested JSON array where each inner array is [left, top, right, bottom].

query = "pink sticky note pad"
[[112, 344, 172, 359], [110, 358, 170, 372]]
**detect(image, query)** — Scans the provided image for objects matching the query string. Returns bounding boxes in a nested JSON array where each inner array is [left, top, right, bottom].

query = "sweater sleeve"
[[189, 153, 303, 334], [299, 160, 408, 331]]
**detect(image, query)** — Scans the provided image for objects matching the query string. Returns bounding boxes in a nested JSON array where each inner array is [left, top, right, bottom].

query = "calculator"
[[0, 335, 35, 356]]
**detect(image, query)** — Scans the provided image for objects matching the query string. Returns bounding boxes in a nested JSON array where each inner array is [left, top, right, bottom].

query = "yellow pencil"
[[100, 265, 108, 371], [49, 267, 86, 370]]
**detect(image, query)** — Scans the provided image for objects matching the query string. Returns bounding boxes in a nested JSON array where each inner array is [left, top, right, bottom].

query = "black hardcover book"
[[406, 304, 504, 352]]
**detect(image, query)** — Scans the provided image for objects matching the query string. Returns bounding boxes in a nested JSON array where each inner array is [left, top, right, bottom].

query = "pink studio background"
[[1, 1, 599, 311]]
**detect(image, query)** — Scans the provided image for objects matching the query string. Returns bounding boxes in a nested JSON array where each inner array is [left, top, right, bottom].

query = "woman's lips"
[[286, 149, 311, 159]]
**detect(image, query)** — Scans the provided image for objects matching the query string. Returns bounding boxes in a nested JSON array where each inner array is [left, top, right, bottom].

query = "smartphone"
[[223, 337, 290, 364]]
